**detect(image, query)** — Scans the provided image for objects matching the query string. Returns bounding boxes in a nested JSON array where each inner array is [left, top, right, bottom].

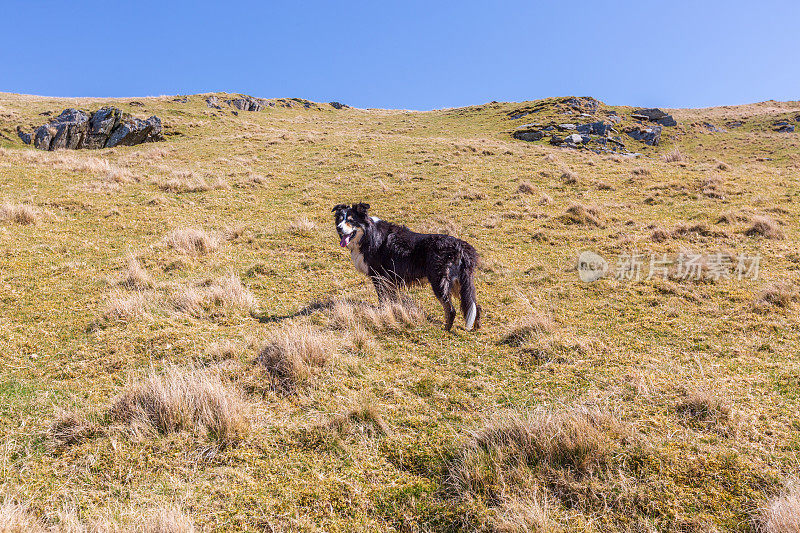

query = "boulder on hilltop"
[[18, 107, 163, 151], [631, 108, 677, 127]]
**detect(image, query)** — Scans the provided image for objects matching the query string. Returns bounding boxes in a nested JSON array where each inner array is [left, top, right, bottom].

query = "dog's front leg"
[[371, 276, 395, 304]]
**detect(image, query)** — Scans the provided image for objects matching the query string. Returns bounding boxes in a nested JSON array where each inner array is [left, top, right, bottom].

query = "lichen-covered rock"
[[631, 108, 677, 127], [329, 101, 348, 110], [512, 129, 544, 142], [106, 116, 163, 147], [84, 107, 122, 149], [625, 125, 662, 146], [205, 96, 222, 109], [24, 107, 163, 150], [226, 96, 267, 112]]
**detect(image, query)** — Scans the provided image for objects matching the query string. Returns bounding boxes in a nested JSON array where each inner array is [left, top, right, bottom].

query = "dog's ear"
[[332, 203, 347, 214], [353, 202, 370, 215]]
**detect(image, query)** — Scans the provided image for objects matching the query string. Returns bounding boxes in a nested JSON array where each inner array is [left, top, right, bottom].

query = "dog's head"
[[332, 202, 371, 249]]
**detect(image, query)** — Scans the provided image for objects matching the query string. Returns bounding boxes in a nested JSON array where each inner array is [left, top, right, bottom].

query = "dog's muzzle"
[[339, 230, 356, 247]]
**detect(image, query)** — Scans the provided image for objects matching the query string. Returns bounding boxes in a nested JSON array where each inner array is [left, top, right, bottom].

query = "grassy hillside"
[[0, 92, 799, 532]]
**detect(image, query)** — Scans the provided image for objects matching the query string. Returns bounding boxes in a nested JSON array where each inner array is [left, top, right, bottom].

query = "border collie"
[[332, 203, 481, 331]]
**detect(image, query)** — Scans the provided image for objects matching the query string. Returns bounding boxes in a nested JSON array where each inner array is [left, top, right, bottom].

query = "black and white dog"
[[332, 203, 481, 331]]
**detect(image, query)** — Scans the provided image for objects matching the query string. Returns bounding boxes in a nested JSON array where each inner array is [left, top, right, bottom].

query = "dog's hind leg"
[[430, 273, 456, 331], [459, 263, 481, 330]]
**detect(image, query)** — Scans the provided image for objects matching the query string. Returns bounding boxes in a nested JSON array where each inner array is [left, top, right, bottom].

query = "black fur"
[[332, 203, 481, 331]]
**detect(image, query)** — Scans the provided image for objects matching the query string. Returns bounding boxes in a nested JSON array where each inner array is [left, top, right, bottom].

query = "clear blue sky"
[[1, 0, 797, 110]]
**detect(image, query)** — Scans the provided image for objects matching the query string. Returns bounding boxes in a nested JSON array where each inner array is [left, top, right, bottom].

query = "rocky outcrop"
[[773, 121, 795, 133], [625, 125, 662, 146], [512, 129, 544, 142], [513, 119, 622, 152], [631, 108, 677, 127], [329, 101, 348, 110], [19, 107, 163, 151], [226, 95, 267, 112], [205, 96, 223, 109]]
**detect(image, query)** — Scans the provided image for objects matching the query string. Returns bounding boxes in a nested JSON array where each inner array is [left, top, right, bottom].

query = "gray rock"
[[563, 133, 585, 145], [84, 107, 122, 149], [205, 96, 222, 109], [607, 114, 621, 124], [632, 108, 677, 127], [625, 125, 662, 146], [226, 96, 267, 112], [726, 121, 743, 128], [549, 135, 563, 145], [16, 127, 32, 145], [774, 123, 795, 133], [46, 109, 90, 150], [703, 122, 726, 133], [106, 115, 163, 147], [329, 101, 348, 110], [33, 124, 55, 150], [513, 129, 544, 142], [576, 121, 612, 136], [558, 123, 577, 131]]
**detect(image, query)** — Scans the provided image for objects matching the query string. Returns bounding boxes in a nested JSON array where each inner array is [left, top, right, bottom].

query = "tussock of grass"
[[169, 274, 257, 318], [663, 148, 684, 162], [759, 481, 800, 533], [0, 499, 44, 532], [0, 203, 40, 225], [48, 410, 99, 451], [631, 166, 650, 176], [560, 169, 578, 184], [517, 181, 535, 194], [560, 203, 604, 227], [745, 216, 785, 239], [104, 290, 151, 322], [288, 216, 316, 235], [166, 228, 220, 255], [139, 506, 196, 533], [500, 312, 554, 346], [256, 323, 336, 392], [330, 298, 425, 331], [326, 405, 391, 439], [753, 282, 797, 311], [676, 388, 732, 428], [119, 255, 153, 289], [109, 366, 248, 444], [157, 171, 228, 193]]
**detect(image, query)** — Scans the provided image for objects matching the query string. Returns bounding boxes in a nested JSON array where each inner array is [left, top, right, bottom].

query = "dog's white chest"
[[350, 248, 369, 274]]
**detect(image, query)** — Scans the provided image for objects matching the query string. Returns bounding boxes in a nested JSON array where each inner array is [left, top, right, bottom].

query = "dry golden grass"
[[256, 323, 336, 392], [560, 169, 578, 184], [104, 290, 151, 322], [165, 228, 221, 255], [517, 181, 535, 194], [48, 409, 99, 451], [156, 170, 229, 193], [109, 366, 249, 444], [169, 274, 257, 318], [500, 312, 555, 346], [0, 202, 40, 225], [631, 166, 650, 176], [0, 499, 45, 533], [325, 404, 391, 439], [676, 387, 733, 427], [746, 216, 785, 239], [138, 506, 196, 533], [330, 297, 425, 332], [560, 203, 604, 227], [119, 255, 153, 289], [288, 216, 316, 235], [759, 481, 800, 533], [663, 148, 684, 162], [753, 282, 798, 311]]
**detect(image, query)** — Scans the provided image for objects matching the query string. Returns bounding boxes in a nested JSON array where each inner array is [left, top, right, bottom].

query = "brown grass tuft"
[[104, 291, 150, 322], [759, 481, 800, 533], [450, 406, 625, 497], [676, 388, 732, 426], [327, 405, 391, 439], [119, 255, 153, 289], [109, 366, 248, 444], [745, 216, 785, 239], [0, 499, 45, 532], [48, 410, 99, 451], [138, 506, 196, 533], [651, 226, 671, 242], [631, 167, 650, 176], [0, 203, 40, 225], [560, 169, 578, 184], [157, 171, 228, 193], [500, 312, 554, 346], [288, 216, 316, 235], [256, 323, 336, 392], [753, 282, 798, 311], [170, 274, 257, 318], [166, 228, 221, 255], [517, 181, 535, 194], [560, 203, 604, 227], [663, 148, 684, 163], [331, 298, 425, 332]]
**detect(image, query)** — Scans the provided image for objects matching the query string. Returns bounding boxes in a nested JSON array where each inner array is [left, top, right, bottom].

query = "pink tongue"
[[340, 234, 350, 247]]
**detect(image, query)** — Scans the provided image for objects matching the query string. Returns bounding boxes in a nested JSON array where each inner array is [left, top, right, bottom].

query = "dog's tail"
[[458, 244, 481, 331]]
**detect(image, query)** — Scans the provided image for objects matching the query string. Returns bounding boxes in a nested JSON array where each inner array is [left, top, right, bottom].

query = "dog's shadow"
[[250, 299, 336, 323]]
